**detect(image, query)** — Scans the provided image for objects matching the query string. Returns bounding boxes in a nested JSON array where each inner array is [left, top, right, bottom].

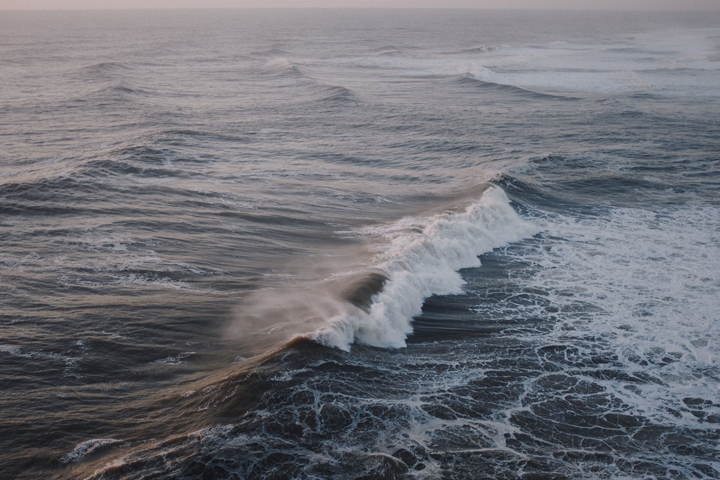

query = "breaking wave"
[[311, 186, 536, 350], [261, 57, 300, 75]]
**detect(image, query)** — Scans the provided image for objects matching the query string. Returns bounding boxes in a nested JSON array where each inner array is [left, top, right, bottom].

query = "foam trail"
[[312, 186, 536, 351]]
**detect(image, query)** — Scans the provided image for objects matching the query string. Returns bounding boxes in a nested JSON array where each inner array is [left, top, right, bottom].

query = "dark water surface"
[[1, 9, 719, 479]]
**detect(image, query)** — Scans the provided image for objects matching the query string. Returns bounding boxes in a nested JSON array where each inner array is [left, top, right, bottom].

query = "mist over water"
[[1, 8, 719, 480]]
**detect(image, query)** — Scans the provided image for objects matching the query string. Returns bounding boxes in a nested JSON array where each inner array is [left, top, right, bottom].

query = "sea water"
[[1, 9, 719, 479]]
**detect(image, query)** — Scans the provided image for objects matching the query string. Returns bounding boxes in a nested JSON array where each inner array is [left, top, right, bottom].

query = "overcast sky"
[[1, 0, 719, 10]]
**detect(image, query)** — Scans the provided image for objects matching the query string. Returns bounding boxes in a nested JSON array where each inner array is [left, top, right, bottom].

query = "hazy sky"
[[1, 0, 719, 9]]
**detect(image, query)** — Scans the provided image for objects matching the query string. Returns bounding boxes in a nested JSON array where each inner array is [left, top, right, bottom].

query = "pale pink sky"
[[1, 0, 719, 10]]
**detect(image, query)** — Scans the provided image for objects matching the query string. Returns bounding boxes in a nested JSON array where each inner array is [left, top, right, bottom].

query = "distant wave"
[[310, 186, 536, 351], [79, 62, 135, 81], [455, 45, 497, 54], [370, 45, 404, 57], [105, 85, 153, 97], [67, 84, 156, 106], [317, 85, 356, 102], [452, 73, 579, 100], [261, 57, 301, 75], [82, 61, 133, 72]]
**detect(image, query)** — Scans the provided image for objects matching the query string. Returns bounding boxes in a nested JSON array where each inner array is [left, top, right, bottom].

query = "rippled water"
[[1, 9, 719, 480]]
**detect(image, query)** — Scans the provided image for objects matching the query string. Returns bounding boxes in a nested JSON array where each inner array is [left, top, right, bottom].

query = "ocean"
[[1, 8, 719, 479]]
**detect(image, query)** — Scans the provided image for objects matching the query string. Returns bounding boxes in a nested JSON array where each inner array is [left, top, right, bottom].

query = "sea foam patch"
[[497, 203, 720, 427]]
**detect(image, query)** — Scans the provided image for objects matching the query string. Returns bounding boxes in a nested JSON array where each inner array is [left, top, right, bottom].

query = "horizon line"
[[2, 6, 719, 11]]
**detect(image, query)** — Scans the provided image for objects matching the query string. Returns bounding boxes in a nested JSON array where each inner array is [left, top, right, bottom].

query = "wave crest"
[[311, 186, 536, 351], [261, 57, 298, 74], [61, 438, 122, 463]]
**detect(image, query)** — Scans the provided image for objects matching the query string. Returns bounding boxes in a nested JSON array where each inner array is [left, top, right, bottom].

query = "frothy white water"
[[311, 187, 536, 351], [61, 438, 122, 463], [499, 203, 720, 427], [261, 57, 295, 74], [351, 27, 720, 96]]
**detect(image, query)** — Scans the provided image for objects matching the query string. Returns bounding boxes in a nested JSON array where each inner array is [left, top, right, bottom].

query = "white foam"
[[150, 352, 196, 365], [311, 187, 536, 351], [504, 203, 720, 425], [261, 57, 294, 74], [352, 27, 720, 96], [61, 438, 121, 463]]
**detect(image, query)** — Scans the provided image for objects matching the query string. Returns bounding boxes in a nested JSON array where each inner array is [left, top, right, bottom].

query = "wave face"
[[2, 8, 720, 480], [313, 187, 536, 350]]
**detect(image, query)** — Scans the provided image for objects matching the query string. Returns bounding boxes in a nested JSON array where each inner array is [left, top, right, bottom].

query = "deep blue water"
[[1, 9, 719, 479]]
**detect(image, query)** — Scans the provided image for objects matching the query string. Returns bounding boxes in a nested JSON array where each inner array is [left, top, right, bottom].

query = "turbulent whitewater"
[[1, 9, 719, 480]]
